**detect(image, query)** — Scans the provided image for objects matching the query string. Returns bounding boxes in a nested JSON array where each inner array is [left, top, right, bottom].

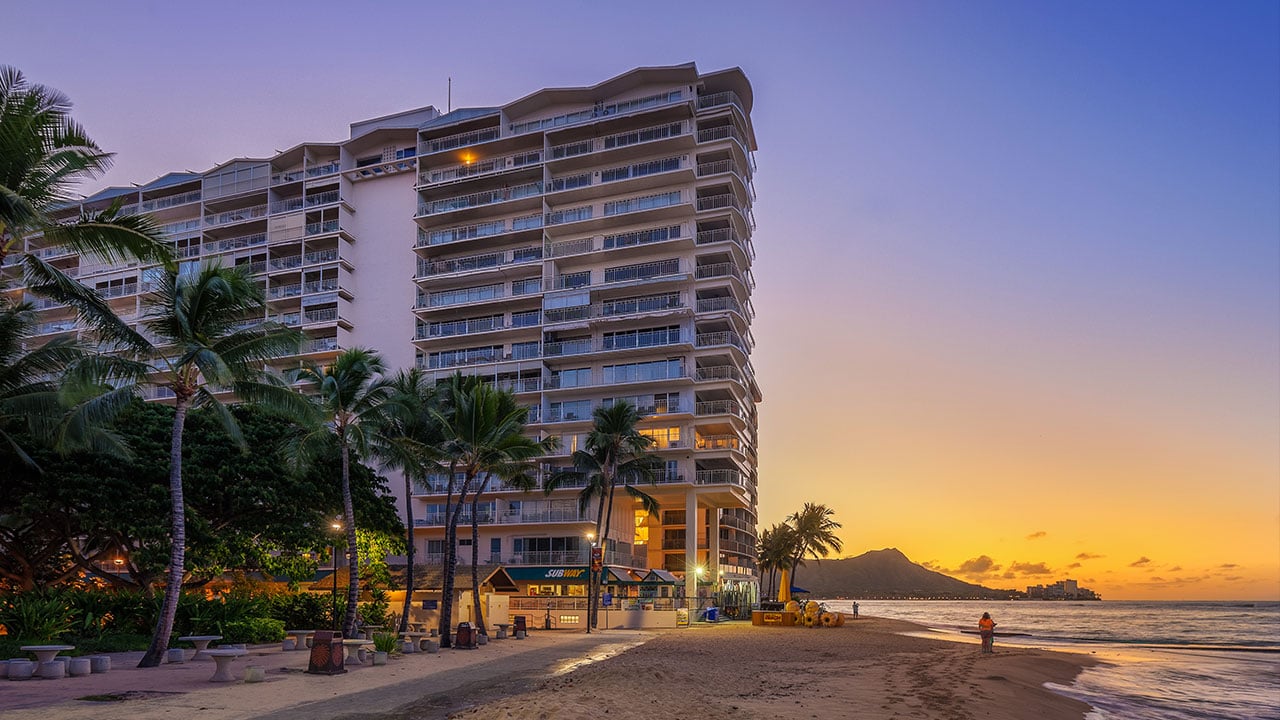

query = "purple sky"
[[11, 0, 1279, 598]]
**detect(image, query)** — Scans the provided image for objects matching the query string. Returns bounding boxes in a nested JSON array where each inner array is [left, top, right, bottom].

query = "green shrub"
[[265, 592, 331, 628], [0, 592, 74, 642], [0, 637, 25, 660], [371, 632, 398, 653], [222, 617, 284, 644]]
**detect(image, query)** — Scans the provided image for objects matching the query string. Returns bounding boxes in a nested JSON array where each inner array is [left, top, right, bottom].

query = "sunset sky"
[[11, 1, 1278, 600]]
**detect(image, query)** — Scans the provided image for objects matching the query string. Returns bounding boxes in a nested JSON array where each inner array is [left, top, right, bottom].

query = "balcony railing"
[[419, 316, 506, 339], [548, 121, 687, 160], [546, 237, 595, 258], [204, 203, 269, 228], [695, 296, 746, 316], [305, 249, 340, 264], [695, 332, 748, 353], [697, 91, 748, 113], [543, 293, 686, 324], [696, 400, 744, 417], [302, 336, 339, 353], [696, 159, 745, 179], [303, 308, 338, 324], [696, 468, 745, 486], [419, 126, 502, 155], [696, 125, 750, 148], [306, 219, 341, 236], [696, 435, 741, 451], [546, 205, 593, 226], [420, 150, 543, 185], [696, 193, 744, 213], [267, 283, 302, 300], [416, 247, 542, 277], [204, 232, 268, 254], [417, 182, 542, 216]]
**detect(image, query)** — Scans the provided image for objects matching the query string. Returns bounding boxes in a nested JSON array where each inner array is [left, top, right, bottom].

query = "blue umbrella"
[[790, 586, 810, 594]]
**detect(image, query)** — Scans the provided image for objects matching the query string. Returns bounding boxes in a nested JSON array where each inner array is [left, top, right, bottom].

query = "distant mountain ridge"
[[792, 548, 1017, 599]]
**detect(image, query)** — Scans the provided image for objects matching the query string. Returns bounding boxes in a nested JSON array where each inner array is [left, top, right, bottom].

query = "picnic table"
[[284, 629, 315, 650], [20, 645, 74, 663], [494, 623, 510, 639], [177, 635, 223, 661], [202, 648, 247, 682], [340, 638, 373, 664]]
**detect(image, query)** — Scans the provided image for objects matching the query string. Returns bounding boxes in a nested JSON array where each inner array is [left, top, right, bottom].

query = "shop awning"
[[640, 569, 679, 584]]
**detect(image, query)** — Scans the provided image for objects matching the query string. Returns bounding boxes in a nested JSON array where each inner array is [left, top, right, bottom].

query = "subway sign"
[[544, 568, 587, 579]]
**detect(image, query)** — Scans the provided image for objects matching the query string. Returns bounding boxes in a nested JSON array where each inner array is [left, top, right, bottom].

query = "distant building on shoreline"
[[1025, 579, 1101, 600]]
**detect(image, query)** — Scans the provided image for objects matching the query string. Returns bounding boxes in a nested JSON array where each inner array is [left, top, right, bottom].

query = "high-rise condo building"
[[4, 63, 760, 608]]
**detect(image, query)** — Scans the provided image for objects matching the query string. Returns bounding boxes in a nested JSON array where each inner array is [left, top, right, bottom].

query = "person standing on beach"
[[978, 612, 997, 654]]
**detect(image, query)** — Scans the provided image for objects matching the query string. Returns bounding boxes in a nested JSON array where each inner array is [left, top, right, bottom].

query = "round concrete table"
[[284, 630, 315, 650], [177, 635, 223, 661], [202, 649, 247, 682], [20, 645, 74, 664], [340, 639, 373, 664]]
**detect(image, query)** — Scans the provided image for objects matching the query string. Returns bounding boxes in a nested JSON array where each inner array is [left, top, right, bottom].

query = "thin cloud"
[[1026, 531, 1047, 540], [1168, 566, 1182, 572], [1067, 562, 1082, 569], [1218, 563, 1239, 569], [1130, 557, 1152, 567], [1076, 553, 1104, 561]]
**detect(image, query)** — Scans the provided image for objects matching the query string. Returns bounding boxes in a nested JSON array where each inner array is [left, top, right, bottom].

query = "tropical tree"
[[0, 66, 170, 338], [548, 401, 662, 631], [288, 348, 392, 639], [756, 523, 799, 601], [374, 368, 443, 633], [786, 503, 843, 585], [135, 264, 303, 667], [432, 377, 551, 642]]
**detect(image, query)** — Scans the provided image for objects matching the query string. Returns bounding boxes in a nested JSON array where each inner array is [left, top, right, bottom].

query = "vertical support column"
[[684, 489, 698, 603]]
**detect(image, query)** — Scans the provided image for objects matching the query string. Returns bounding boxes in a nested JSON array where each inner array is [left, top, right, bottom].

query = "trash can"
[[513, 615, 527, 634], [706, 607, 719, 622], [305, 630, 346, 675], [455, 622, 477, 649]]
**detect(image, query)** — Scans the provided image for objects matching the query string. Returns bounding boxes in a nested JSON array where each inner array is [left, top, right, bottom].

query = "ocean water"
[[821, 599, 1280, 720]]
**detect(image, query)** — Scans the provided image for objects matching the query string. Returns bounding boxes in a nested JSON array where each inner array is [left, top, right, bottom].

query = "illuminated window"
[[640, 426, 681, 449], [634, 510, 650, 544]]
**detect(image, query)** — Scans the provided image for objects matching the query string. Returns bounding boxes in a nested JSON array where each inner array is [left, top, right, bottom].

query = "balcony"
[[417, 216, 542, 248], [302, 307, 338, 324], [697, 91, 749, 115], [204, 203, 269, 228], [418, 126, 502, 155], [301, 336, 339, 354], [543, 293, 686, 324], [694, 365, 745, 383], [695, 296, 750, 319], [418, 284, 505, 309], [696, 435, 741, 451], [696, 468, 746, 487], [420, 150, 543, 186], [509, 89, 684, 135], [415, 247, 542, 278], [417, 181, 542, 217], [417, 316, 506, 339], [695, 227, 755, 259], [203, 232, 268, 255], [305, 219, 342, 237], [695, 331, 749, 353], [269, 189, 342, 215], [695, 400, 745, 418], [696, 125, 750, 148], [549, 121, 688, 160]]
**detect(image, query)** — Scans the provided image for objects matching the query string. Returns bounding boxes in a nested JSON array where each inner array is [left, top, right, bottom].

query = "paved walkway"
[[0, 630, 652, 720]]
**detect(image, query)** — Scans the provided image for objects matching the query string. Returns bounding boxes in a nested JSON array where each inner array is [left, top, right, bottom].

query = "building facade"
[[4, 63, 760, 605]]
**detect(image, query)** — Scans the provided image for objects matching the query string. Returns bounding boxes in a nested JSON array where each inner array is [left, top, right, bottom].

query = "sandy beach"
[[0, 618, 1096, 720]]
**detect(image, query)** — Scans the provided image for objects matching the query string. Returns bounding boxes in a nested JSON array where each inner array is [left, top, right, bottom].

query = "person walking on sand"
[[978, 612, 997, 654]]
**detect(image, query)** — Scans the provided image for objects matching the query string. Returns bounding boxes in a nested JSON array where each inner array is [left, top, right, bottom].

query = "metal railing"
[[546, 236, 594, 258], [204, 203, 269, 228], [305, 219, 340, 236], [416, 247, 541, 277], [417, 181, 542, 216], [421, 316, 506, 338], [696, 435, 741, 451], [420, 150, 543, 185], [204, 232, 268, 254], [419, 126, 502, 155], [696, 468, 745, 486], [697, 91, 748, 113], [696, 400, 744, 417], [695, 332, 749, 352], [303, 308, 338, 324]]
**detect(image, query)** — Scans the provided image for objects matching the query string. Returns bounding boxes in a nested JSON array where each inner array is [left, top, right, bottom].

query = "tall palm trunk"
[[594, 464, 619, 630], [439, 481, 469, 647], [437, 464, 458, 647], [469, 478, 488, 635], [588, 479, 609, 633], [341, 440, 360, 637], [399, 471, 415, 634], [138, 396, 189, 667]]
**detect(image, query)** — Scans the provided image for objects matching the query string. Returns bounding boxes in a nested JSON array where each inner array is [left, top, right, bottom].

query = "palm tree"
[[374, 368, 443, 633], [548, 401, 662, 631], [786, 503, 843, 585], [756, 523, 799, 601], [136, 264, 303, 667], [432, 377, 551, 642], [0, 299, 138, 467], [289, 348, 391, 639], [0, 66, 170, 340]]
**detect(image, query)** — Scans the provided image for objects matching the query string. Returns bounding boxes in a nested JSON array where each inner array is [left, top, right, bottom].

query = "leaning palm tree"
[[548, 401, 662, 631], [432, 377, 551, 642], [0, 66, 171, 340], [136, 264, 303, 668], [786, 503, 843, 586], [373, 368, 444, 633], [288, 348, 392, 639]]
